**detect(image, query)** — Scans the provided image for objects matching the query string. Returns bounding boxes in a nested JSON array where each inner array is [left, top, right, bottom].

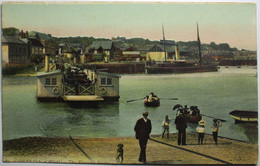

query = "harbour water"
[[2, 66, 258, 143]]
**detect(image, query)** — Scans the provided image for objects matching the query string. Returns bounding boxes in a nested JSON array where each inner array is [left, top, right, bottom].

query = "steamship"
[[145, 24, 218, 74]]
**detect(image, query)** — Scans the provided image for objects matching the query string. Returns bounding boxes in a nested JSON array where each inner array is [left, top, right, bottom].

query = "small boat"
[[173, 104, 202, 123], [144, 99, 160, 107], [186, 114, 202, 123], [229, 110, 258, 123]]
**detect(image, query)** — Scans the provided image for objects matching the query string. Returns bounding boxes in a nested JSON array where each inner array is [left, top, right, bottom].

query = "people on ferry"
[[211, 119, 222, 145], [197, 119, 206, 145]]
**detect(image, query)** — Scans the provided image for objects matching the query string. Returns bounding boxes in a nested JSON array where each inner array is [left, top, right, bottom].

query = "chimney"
[[45, 55, 49, 72]]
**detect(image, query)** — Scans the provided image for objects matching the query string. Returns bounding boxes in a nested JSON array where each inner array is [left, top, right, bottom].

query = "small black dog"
[[116, 144, 124, 163]]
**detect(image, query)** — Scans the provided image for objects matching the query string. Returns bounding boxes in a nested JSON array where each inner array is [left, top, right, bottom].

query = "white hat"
[[198, 120, 206, 126]]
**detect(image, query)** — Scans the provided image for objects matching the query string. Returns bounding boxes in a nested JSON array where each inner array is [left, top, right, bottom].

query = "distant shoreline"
[[2, 65, 257, 77]]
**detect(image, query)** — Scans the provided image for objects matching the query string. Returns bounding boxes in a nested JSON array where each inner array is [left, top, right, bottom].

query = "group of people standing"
[[170, 112, 223, 145], [196, 118, 222, 145], [134, 110, 223, 163]]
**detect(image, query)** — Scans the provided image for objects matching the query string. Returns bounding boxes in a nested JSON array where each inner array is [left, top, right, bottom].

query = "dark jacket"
[[134, 118, 152, 139], [175, 114, 187, 130]]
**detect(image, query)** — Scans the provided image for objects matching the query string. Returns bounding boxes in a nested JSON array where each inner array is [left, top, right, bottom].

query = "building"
[[2, 35, 29, 64], [146, 52, 168, 62], [148, 44, 175, 58], [89, 41, 116, 62], [146, 44, 176, 62], [29, 38, 45, 56], [123, 51, 141, 62], [41, 39, 59, 55]]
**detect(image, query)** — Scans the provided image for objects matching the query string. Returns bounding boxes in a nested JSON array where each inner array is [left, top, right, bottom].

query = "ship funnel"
[[45, 55, 49, 72], [175, 44, 179, 60]]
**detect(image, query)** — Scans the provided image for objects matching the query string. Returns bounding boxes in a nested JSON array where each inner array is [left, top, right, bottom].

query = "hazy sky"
[[2, 2, 257, 50]]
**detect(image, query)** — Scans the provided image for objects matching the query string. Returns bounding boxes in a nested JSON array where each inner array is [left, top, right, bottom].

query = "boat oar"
[[160, 98, 178, 100], [201, 114, 227, 122], [126, 98, 144, 102]]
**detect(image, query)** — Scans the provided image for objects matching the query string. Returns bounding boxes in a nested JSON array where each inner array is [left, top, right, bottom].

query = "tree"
[[209, 42, 217, 49], [219, 43, 231, 50], [2, 27, 20, 36]]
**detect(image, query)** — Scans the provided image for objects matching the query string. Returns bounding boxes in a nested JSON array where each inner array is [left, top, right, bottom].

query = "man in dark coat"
[[134, 111, 152, 163], [175, 111, 187, 145]]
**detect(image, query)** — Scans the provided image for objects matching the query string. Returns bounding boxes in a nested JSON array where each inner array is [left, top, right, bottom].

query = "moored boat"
[[229, 110, 258, 123], [185, 114, 202, 123], [173, 104, 202, 123], [145, 24, 218, 74]]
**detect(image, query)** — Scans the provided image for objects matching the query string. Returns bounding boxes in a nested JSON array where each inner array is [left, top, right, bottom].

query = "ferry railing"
[[64, 83, 76, 95], [64, 83, 95, 95], [79, 84, 95, 95]]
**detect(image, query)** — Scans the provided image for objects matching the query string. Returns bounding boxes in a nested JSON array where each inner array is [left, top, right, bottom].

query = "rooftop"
[[2, 35, 27, 45]]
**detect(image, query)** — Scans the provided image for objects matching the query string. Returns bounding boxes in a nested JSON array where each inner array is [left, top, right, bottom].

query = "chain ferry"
[[36, 56, 120, 102]]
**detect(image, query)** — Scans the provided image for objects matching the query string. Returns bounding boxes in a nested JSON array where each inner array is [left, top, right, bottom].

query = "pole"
[[197, 22, 202, 64], [162, 25, 167, 62]]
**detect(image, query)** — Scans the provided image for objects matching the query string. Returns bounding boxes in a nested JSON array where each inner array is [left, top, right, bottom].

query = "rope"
[[69, 136, 92, 161], [149, 138, 231, 164]]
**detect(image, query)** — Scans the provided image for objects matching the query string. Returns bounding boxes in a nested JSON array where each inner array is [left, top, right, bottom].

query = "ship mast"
[[197, 23, 202, 64], [162, 25, 167, 62]]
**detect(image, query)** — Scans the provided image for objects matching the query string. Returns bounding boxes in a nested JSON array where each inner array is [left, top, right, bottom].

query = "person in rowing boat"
[[162, 115, 171, 139], [190, 106, 200, 116], [211, 119, 222, 145], [183, 105, 190, 114], [173, 104, 183, 115], [148, 92, 159, 102]]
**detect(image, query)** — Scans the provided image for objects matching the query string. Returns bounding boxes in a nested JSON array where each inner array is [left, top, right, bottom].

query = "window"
[[46, 78, 51, 85], [101, 77, 112, 86], [107, 78, 112, 85], [52, 78, 57, 85], [101, 78, 106, 85], [45, 77, 57, 86]]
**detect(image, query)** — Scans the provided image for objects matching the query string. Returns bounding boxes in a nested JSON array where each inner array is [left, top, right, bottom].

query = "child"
[[196, 119, 206, 145], [212, 119, 222, 145], [162, 115, 170, 139]]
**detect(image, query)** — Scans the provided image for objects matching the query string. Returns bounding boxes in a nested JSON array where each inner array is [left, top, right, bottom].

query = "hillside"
[[2, 28, 256, 54]]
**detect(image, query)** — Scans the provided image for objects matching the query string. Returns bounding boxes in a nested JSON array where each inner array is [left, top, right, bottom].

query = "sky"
[[1, 1, 257, 50]]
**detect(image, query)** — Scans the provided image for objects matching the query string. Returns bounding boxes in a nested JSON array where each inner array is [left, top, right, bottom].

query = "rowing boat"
[[144, 99, 160, 107], [229, 110, 258, 123]]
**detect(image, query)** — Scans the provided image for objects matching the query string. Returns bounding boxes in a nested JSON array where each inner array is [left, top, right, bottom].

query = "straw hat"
[[198, 119, 206, 126]]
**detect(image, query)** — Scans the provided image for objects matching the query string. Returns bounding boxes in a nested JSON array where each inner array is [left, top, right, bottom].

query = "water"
[[2, 66, 258, 143]]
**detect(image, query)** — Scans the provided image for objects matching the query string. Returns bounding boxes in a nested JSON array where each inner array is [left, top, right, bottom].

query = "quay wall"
[[86, 63, 145, 74], [219, 60, 257, 66]]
